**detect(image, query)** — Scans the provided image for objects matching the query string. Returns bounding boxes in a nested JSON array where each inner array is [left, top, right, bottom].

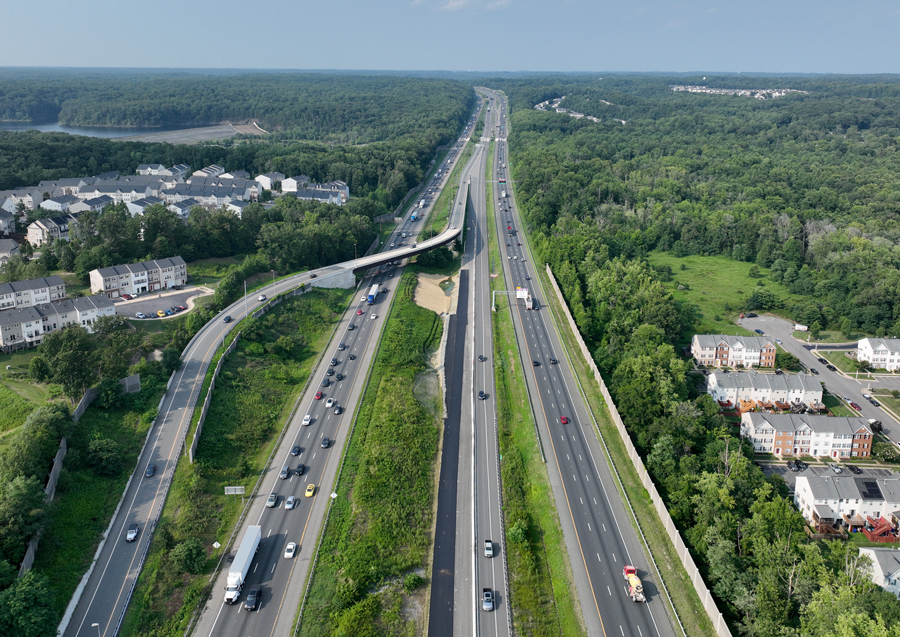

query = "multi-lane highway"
[[484, 89, 678, 637], [62, 106, 480, 637]]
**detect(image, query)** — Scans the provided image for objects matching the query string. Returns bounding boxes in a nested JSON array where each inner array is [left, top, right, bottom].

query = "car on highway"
[[550, 358, 558, 365], [560, 416, 569, 424], [330, 357, 338, 366], [279, 466, 290, 480], [516, 242, 521, 246], [371, 314, 377, 320], [144, 464, 156, 478], [381, 287, 388, 294], [348, 354, 356, 361], [326, 368, 334, 376], [348, 324, 355, 330], [295, 464, 305, 476], [315, 391, 323, 400], [484, 540, 494, 558], [223, 315, 232, 323], [478, 390, 486, 400], [125, 523, 139, 542], [244, 587, 259, 611], [284, 495, 296, 509], [325, 398, 335, 408], [309, 273, 317, 279], [302, 414, 312, 425], [478, 355, 486, 362], [284, 542, 297, 559], [336, 372, 344, 381], [257, 294, 266, 302], [266, 493, 278, 507], [305, 484, 316, 497], [291, 445, 301, 456], [338, 342, 346, 350], [321, 437, 330, 449], [135, 312, 147, 319], [532, 360, 540, 366], [850, 402, 862, 410], [357, 308, 364, 315], [322, 378, 330, 387], [754, 329, 764, 335], [334, 405, 343, 415]]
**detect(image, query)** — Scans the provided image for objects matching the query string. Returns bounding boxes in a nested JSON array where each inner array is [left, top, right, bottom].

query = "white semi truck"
[[225, 525, 261, 603]]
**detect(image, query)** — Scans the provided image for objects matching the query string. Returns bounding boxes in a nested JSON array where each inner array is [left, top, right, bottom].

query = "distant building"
[[0, 295, 115, 353], [167, 199, 200, 219], [255, 172, 285, 190], [281, 175, 310, 192], [857, 338, 900, 372], [221, 170, 250, 180], [0, 208, 14, 234], [290, 188, 342, 206], [69, 195, 115, 214], [40, 194, 81, 213], [226, 200, 250, 217], [136, 164, 167, 175], [740, 412, 874, 458], [125, 196, 165, 217], [192, 164, 226, 179], [794, 475, 900, 538], [26, 213, 80, 246], [90, 257, 187, 298], [0, 239, 20, 263], [0, 275, 67, 311], [691, 334, 777, 368]]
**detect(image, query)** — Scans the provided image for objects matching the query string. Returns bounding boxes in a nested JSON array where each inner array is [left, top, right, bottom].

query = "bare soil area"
[[114, 124, 238, 145], [413, 272, 458, 315]]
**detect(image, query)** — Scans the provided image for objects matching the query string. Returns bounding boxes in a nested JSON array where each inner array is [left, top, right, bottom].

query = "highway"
[[484, 89, 678, 637], [61, 106, 480, 637]]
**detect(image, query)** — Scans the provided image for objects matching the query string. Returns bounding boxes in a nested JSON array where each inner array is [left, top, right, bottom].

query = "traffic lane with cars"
[[738, 315, 900, 438]]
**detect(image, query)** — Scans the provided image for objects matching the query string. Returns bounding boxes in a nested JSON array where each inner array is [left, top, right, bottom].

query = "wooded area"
[[498, 75, 900, 636]]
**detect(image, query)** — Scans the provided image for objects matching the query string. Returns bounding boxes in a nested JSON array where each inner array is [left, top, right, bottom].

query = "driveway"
[[114, 286, 211, 320], [738, 315, 900, 441]]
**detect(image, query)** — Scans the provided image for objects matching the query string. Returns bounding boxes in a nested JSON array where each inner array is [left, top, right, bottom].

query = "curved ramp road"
[[61, 109, 479, 637]]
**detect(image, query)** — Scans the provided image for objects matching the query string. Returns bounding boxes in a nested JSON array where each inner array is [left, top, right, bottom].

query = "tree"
[[36, 326, 96, 400], [170, 538, 206, 574], [86, 437, 123, 477], [92, 377, 123, 410], [873, 441, 899, 463], [810, 321, 822, 340], [840, 317, 853, 340], [0, 570, 57, 637], [0, 476, 47, 564], [775, 351, 801, 372]]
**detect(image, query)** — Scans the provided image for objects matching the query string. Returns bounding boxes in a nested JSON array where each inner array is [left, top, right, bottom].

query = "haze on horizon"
[[5, 0, 899, 75]]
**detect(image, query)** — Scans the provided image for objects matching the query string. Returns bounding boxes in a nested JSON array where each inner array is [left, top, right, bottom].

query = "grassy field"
[[484, 142, 586, 637], [821, 391, 857, 418], [821, 350, 867, 375], [538, 272, 718, 637], [646, 251, 805, 343], [32, 389, 161, 621], [122, 289, 352, 637], [299, 272, 443, 637], [186, 255, 247, 285], [0, 382, 38, 433]]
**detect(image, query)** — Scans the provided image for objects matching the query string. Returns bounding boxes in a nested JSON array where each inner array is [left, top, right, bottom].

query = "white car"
[[775, 338, 783, 344], [370, 314, 377, 320], [325, 398, 335, 408], [284, 495, 296, 510], [258, 294, 266, 302], [302, 414, 312, 426], [284, 542, 297, 559]]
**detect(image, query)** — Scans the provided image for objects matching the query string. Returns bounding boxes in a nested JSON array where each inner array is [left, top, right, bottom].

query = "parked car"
[[809, 368, 819, 375], [870, 398, 881, 406], [787, 460, 798, 472], [830, 463, 843, 474], [745, 312, 757, 318], [795, 460, 809, 470], [754, 329, 764, 335], [266, 493, 278, 507], [122, 294, 133, 300], [135, 312, 147, 319], [845, 464, 863, 475], [826, 365, 837, 371], [157, 310, 166, 318], [177, 305, 187, 311], [818, 357, 828, 365], [850, 402, 862, 411]]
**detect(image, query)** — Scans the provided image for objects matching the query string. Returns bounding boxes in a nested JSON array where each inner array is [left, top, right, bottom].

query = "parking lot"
[[112, 286, 211, 320], [760, 461, 898, 491]]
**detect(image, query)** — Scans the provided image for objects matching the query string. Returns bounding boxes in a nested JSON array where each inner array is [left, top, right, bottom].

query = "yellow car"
[[156, 310, 166, 317], [305, 483, 316, 497]]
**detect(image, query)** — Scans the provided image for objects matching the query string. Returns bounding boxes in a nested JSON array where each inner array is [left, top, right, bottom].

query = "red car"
[[357, 308, 363, 315], [315, 391, 323, 400], [560, 416, 569, 424], [850, 402, 862, 411], [121, 294, 133, 300]]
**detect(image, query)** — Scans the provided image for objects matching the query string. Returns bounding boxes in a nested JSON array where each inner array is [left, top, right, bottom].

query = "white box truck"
[[225, 525, 261, 603]]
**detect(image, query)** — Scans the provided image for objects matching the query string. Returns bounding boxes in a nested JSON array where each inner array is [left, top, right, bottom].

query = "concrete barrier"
[[544, 264, 732, 637]]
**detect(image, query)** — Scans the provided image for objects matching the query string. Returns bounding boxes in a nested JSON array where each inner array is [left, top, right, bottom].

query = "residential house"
[[255, 172, 285, 190], [192, 164, 225, 179], [291, 188, 342, 206], [221, 170, 249, 180], [126, 196, 165, 216], [76, 184, 153, 204], [0, 295, 116, 353], [40, 194, 80, 213], [0, 208, 14, 234], [90, 256, 187, 297], [37, 178, 96, 197], [167, 199, 200, 219], [226, 200, 250, 217], [741, 412, 874, 458], [281, 175, 310, 192], [859, 548, 900, 598], [136, 164, 167, 175], [0, 187, 42, 211], [794, 475, 900, 538], [169, 164, 190, 180], [184, 177, 261, 201], [691, 334, 777, 368], [0, 275, 67, 311], [0, 239, 20, 263], [69, 195, 115, 214], [858, 338, 900, 372], [308, 179, 349, 204], [707, 371, 823, 407], [26, 213, 80, 246]]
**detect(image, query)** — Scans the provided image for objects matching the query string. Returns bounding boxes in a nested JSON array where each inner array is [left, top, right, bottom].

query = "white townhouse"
[[255, 172, 285, 190], [90, 257, 187, 297], [707, 371, 823, 407], [291, 188, 343, 206], [280, 175, 310, 192], [859, 548, 900, 599], [0, 275, 67, 311], [26, 213, 80, 246], [794, 475, 900, 535], [858, 338, 900, 372], [39, 194, 80, 213], [740, 412, 874, 458], [136, 164, 167, 175], [192, 164, 226, 179], [0, 295, 115, 353], [126, 197, 165, 216], [167, 199, 200, 219], [69, 195, 115, 214], [691, 334, 777, 368], [0, 209, 14, 234], [0, 239, 19, 263]]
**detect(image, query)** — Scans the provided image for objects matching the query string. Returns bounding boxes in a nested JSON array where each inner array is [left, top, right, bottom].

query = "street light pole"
[[243, 280, 247, 319], [91, 622, 101, 637], [354, 243, 358, 260]]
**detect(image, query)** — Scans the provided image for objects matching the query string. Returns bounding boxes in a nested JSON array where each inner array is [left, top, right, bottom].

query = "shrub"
[[170, 538, 206, 574], [86, 437, 123, 477], [402, 573, 426, 593]]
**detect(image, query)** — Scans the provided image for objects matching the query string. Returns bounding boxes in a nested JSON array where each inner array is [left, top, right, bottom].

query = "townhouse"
[[75, 183, 153, 204], [291, 188, 343, 206], [69, 195, 115, 214], [167, 199, 200, 219], [37, 177, 97, 198], [255, 172, 285, 190], [40, 194, 81, 213], [691, 334, 777, 368], [794, 475, 900, 539], [858, 338, 900, 372], [136, 164, 167, 175], [0, 295, 115, 353], [126, 196, 165, 216], [26, 213, 80, 246], [0, 209, 14, 234], [859, 548, 900, 598], [0, 239, 19, 263], [740, 412, 874, 458], [0, 275, 66, 311], [192, 164, 225, 179], [89, 256, 187, 297], [707, 371, 823, 407]]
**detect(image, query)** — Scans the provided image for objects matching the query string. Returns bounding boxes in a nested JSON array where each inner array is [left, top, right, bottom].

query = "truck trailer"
[[367, 284, 379, 305], [410, 212, 417, 222], [225, 525, 261, 603]]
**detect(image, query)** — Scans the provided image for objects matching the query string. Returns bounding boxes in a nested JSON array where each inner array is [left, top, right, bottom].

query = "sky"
[[4, 0, 900, 74]]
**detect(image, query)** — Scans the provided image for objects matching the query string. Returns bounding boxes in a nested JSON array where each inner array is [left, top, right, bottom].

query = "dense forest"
[[0, 70, 473, 144], [498, 75, 900, 635]]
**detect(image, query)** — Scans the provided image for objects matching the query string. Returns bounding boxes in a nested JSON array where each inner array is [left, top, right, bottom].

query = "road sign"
[[224, 486, 245, 495]]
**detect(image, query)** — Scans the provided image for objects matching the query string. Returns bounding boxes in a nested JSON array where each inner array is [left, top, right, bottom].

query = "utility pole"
[[243, 280, 248, 319]]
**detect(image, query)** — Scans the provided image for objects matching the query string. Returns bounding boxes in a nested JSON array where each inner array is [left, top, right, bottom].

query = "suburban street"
[[738, 315, 900, 443], [486, 89, 678, 637], [61, 106, 479, 637]]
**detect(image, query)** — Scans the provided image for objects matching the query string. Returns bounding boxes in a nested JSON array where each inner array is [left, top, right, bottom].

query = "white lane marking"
[[597, 553, 601, 562], [603, 523, 606, 532], [607, 586, 612, 596], [613, 553, 617, 563], [638, 626, 643, 637], [588, 523, 591, 531], [271, 562, 276, 573], [580, 497, 583, 505], [594, 498, 597, 505], [267, 529, 273, 537], [620, 626, 625, 636]]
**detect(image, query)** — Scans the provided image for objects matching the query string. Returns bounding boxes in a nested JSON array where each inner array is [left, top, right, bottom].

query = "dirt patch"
[[413, 273, 458, 315], [114, 124, 238, 145]]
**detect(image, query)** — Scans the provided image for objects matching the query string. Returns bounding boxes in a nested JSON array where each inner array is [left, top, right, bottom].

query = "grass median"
[[486, 141, 586, 637], [539, 269, 718, 637], [298, 272, 443, 637], [121, 288, 351, 637]]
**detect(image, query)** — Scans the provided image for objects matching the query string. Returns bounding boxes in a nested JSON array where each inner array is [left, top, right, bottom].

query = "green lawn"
[[821, 351, 863, 375], [0, 347, 41, 374], [186, 255, 247, 285], [822, 392, 856, 417], [645, 252, 806, 343]]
